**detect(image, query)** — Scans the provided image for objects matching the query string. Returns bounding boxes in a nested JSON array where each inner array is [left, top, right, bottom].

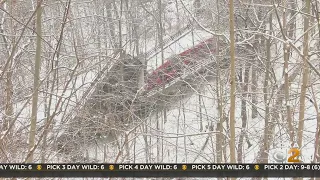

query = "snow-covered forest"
[[0, 0, 320, 179]]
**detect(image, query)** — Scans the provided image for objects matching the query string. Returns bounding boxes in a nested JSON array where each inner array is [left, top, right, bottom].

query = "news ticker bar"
[[0, 164, 320, 177]]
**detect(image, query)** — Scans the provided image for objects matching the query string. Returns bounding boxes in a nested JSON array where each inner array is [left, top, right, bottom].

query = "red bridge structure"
[[145, 37, 216, 91], [143, 36, 229, 99], [57, 28, 228, 162]]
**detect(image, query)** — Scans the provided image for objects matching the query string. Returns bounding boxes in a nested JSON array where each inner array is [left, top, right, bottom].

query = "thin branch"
[[179, 0, 229, 42]]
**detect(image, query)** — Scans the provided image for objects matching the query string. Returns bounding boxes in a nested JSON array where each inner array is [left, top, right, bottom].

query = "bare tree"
[[1, 1, 320, 176], [297, 0, 311, 152], [228, 0, 237, 164], [27, 0, 42, 163]]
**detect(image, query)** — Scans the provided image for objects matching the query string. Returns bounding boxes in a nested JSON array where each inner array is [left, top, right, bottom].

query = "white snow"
[[1, 1, 320, 180]]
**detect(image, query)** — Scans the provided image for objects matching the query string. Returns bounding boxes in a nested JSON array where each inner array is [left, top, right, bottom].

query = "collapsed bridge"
[[56, 27, 229, 162]]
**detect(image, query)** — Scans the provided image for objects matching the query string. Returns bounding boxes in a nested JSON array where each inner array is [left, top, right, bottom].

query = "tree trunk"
[[106, 2, 117, 49], [215, 0, 224, 167], [260, 12, 272, 164], [282, 0, 294, 147], [4, 70, 13, 132], [157, 0, 165, 163], [198, 94, 203, 132], [251, 60, 258, 119], [176, 102, 181, 163], [3, 0, 15, 138], [238, 61, 250, 163], [175, 0, 180, 30], [228, 0, 237, 164], [156, 111, 160, 163], [27, 0, 42, 163], [183, 103, 188, 162], [297, 0, 311, 154]]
